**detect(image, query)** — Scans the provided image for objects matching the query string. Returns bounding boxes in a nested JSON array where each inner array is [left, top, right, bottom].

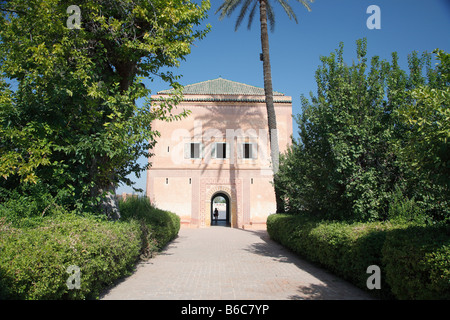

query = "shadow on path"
[[241, 229, 374, 300]]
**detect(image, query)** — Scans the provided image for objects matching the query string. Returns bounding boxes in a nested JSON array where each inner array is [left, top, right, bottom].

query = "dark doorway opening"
[[211, 193, 230, 227]]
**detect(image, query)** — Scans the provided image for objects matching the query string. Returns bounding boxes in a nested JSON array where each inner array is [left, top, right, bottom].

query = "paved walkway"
[[100, 226, 373, 300]]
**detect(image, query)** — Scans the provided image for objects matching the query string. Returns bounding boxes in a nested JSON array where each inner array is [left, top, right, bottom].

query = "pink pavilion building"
[[146, 78, 292, 229]]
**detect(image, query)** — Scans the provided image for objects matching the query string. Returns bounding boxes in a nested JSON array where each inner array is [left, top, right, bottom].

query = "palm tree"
[[216, 0, 314, 213]]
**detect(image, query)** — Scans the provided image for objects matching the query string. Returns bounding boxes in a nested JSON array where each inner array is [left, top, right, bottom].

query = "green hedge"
[[0, 214, 141, 299], [267, 214, 450, 299], [382, 224, 450, 299], [0, 197, 181, 300], [119, 196, 180, 257]]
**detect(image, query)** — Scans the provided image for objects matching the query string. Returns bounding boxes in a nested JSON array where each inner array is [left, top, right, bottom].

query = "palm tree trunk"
[[259, 0, 284, 213]]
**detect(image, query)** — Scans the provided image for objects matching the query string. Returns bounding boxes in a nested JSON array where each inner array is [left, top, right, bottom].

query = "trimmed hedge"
[[0, 214, 141, 299], [0, 198, 181, 300], [119, 196, 180, 257], [267, 214, 450, 299], [382, 224, 450, 299]]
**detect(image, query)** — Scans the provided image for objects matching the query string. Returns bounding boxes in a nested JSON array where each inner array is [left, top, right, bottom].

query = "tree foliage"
[[0, 0, 210, 213], [276, 39, 449, 222], [216, 0, 314, 32], [396, 49, 450, 190]]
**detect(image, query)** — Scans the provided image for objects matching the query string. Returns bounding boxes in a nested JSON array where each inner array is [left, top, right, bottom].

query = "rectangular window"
[[243, 143, 252, 159], [216, 142, 227, 159], [191, 143, 200, 159], [185, 142, 202, 159], [242, 142, 257, 159], [211, 142, 229, 159]]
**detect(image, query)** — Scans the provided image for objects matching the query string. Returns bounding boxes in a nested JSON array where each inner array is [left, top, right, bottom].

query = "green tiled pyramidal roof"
[[158, 78, 284, 96]]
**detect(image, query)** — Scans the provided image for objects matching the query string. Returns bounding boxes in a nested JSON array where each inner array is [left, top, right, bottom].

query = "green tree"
[[276, 39, 447, 222], [216, 0, 314, 213], [0, 0, 210, 216], [395, 49, 449, 219]]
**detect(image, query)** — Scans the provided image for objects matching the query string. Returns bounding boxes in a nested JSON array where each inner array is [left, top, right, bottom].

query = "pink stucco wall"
[[147, 94, 292, 229]]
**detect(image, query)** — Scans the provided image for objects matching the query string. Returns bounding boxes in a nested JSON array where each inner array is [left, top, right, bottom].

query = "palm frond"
[[216, 0, 244, 20], [266, 1, 275, 32], [296, 0, 314, 12], [235, 0, 256, 31], [247, 0, 258, 30], [216, 0, 314, 31], [277, 0, 298, 24]]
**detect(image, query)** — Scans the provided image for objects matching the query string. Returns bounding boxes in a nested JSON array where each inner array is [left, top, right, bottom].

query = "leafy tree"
[[395, 49, 449, 219], [216, 0, 315, 213], [276, 39, 448, 222], [0, 0, 210, 216]]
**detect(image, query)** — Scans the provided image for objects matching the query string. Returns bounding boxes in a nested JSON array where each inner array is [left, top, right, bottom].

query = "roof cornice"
[[157, 77, 285, 97], [154, 78, 292, 103]]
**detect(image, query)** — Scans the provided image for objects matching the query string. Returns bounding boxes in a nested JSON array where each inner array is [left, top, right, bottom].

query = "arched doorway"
[[211, 192, 230, 227]]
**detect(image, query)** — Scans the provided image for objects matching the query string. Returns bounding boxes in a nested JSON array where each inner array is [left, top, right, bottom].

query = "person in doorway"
[[214, 208, 219, 222]]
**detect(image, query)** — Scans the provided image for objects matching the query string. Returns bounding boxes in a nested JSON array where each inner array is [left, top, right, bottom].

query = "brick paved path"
[[100, 226, 373, 300]]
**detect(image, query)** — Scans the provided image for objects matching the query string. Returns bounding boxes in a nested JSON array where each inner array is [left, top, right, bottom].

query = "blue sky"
[[117, 0, 450, 195]]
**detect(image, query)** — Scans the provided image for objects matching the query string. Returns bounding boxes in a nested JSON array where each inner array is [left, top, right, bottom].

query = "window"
[[190, 143, 200, 159], [184, 142, 202, 159], [243, 143, 252, 159], [212, 142, 228, 159], [242, 142, 257, 159], [216, 143, 226, 159]]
